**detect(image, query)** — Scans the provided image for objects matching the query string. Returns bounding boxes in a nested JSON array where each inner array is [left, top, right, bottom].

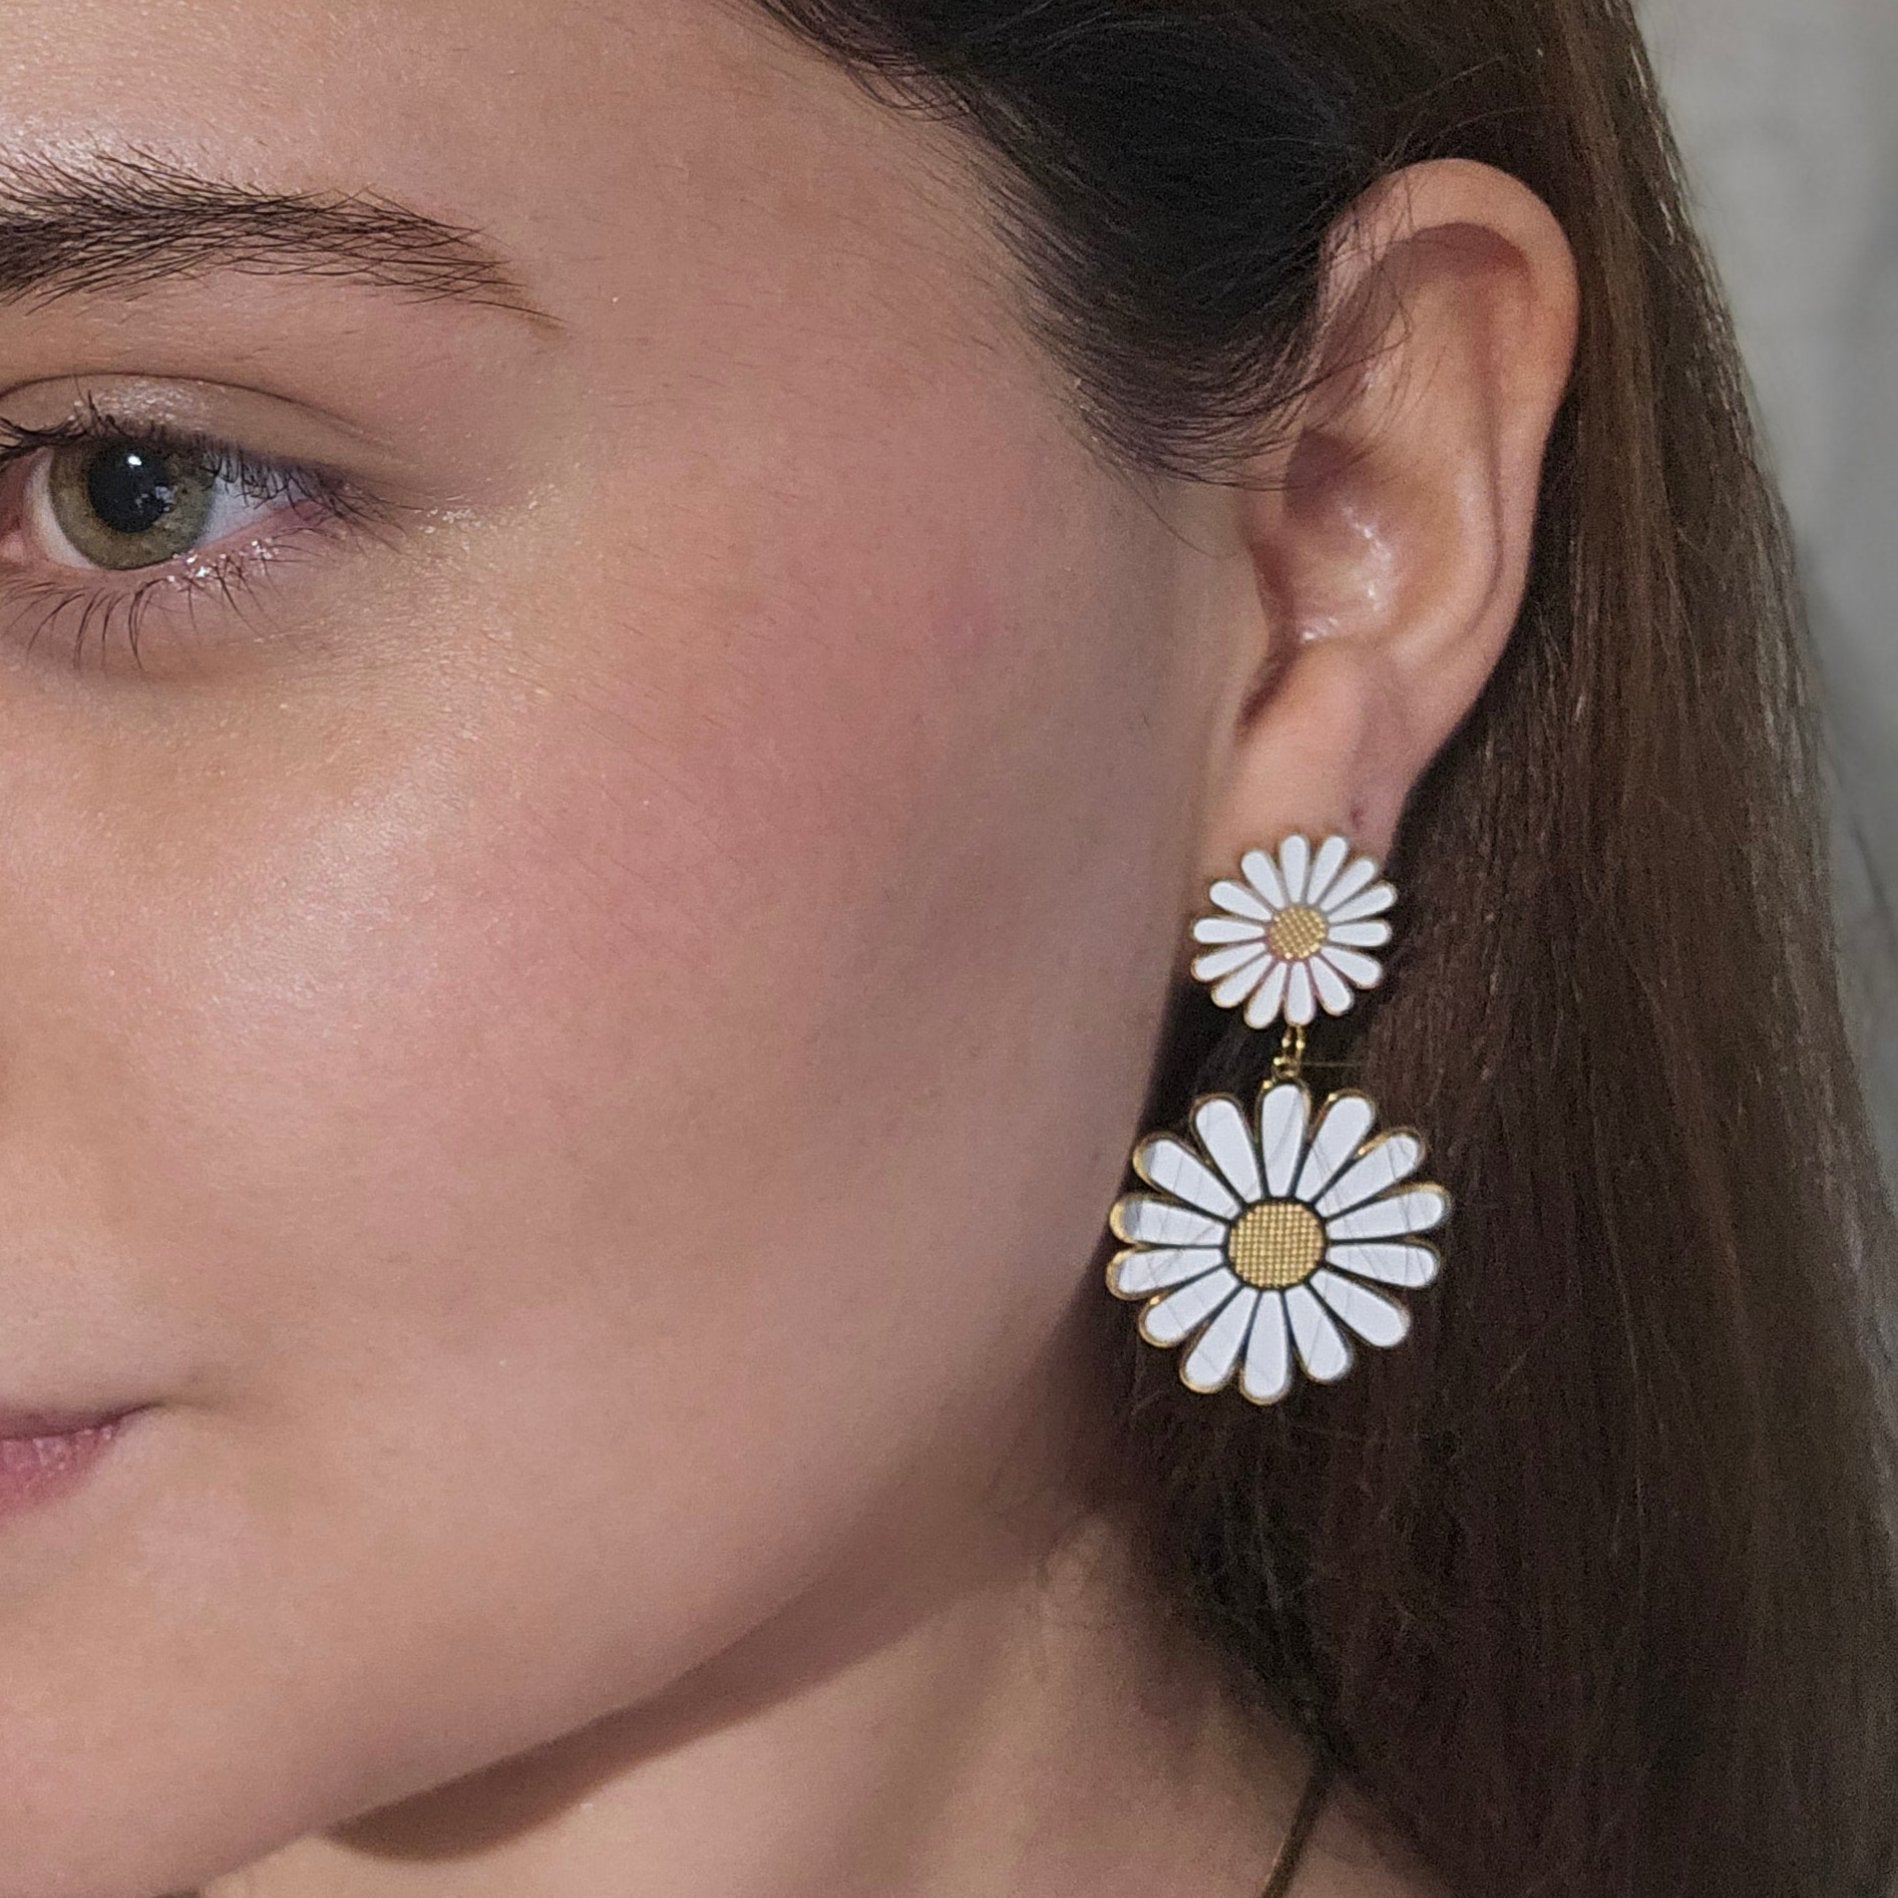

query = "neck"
[[204, 1505, 1315, 1898]]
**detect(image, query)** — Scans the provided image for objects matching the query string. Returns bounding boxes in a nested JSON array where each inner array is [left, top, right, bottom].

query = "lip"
[[0, 1405, 146, 1524], [0, 1404, 145, 1440]]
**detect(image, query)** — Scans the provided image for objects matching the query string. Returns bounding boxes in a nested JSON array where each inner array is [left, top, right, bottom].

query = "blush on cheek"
[[113, 396, 1191, 1446]]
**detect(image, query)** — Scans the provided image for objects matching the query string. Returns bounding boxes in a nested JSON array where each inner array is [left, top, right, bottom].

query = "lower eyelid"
[[0, 499, 365, 678]]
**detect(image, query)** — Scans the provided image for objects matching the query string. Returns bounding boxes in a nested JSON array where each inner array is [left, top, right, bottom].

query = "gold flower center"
[[1266, 904, 1328, 961], [1226, 1199, 1325, 1289]]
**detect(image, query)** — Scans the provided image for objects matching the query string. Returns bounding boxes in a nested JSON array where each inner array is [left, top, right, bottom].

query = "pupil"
[[84, 445, 179, 537]]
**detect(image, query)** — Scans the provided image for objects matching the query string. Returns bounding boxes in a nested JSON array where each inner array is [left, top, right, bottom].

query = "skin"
[[0, 2, 1577, 1894]]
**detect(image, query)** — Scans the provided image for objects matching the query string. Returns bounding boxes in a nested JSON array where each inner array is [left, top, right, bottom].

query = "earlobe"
[[1194, 158, 1580, 892]]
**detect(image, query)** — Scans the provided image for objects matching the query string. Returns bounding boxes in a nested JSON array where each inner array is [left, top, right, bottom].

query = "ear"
[[1189, 157, 1579, 897]]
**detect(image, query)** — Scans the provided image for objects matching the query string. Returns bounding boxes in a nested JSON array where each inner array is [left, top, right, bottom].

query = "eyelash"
[[0, 393, 391, 674]]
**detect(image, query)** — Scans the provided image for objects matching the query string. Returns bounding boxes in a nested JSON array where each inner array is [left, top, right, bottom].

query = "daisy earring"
[[1106, 833, 1449, 1404]]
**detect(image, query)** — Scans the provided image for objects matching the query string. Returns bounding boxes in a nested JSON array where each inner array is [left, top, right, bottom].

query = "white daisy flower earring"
[[1106, 832, 1448, 1404], [1188, 830, 1394, 1029]]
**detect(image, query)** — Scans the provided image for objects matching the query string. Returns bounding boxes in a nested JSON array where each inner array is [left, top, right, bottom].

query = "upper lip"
[[0, 1404, 145, 1441]]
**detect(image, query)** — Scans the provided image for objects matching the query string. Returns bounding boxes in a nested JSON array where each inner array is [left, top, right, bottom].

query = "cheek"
[[300, 485, 1190, 1435], [217, 492, 1166, 1473], [0, 436, 1206, 1857]]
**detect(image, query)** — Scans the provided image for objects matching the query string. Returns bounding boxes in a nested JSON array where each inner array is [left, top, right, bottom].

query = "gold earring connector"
[[1270, 1021, 1305, 1084]]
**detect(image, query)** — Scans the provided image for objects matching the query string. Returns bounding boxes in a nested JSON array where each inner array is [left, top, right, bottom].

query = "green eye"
[[46, 440, 218, 572]]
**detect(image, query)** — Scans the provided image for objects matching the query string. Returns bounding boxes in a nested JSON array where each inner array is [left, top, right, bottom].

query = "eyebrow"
[[0, 145, 558, 330]]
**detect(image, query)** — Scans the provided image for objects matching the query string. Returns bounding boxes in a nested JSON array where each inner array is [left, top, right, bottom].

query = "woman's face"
[[1, 0, 1246, 1885]]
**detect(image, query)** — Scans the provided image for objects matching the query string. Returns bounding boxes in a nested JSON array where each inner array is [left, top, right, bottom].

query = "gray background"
[[1643, 0, 1898, 1182]]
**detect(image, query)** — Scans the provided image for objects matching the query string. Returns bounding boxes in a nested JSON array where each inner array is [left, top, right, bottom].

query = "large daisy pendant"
[[1107, 1079, 1448, 1403]]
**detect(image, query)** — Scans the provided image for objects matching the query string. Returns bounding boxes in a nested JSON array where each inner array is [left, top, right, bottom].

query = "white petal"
[[1208, 952, 1272, 1009], [1325, 1240, 1440, 1288], [1240, 959, 1290, 1030], [1303, 834, 1351, 909], [1326, 918, 1391, 950], [1308, 954, 1354, 1017], [1208, 877, 1273, 922], [1237, 847, 1287, 910], [1279, 834, 1311, 904], [1141, 1267, 1241, 1347], [1110, 1246, 1226, 1298], [1314, 1132, 1424, 1216], [1191, 914, 1267, 946], [1192, 940, 1270, 983], [1315, 853, 1379, 913], [1135, 1134, 1242, 1218], [1256, 1081, 1310, 1197], [1327, 881, 1395, 924], [1317, 944, 1383, 989], [1192, 1096, 1263, 1202], [1240, 1290, 1293, 1402], [1284, 961, 1315, 1026], [1112, 1194, 1228, 1248], [1285, 1283, 1353, 1382], [1309, 1268, 1411, 1348], [1180, 1288, 1259, 1391], [1294, 1092, 1376, 1201], [1323, 1185, 1450, 1242]]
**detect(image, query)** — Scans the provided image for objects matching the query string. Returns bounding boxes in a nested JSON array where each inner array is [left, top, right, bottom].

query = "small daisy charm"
[[1108, 833, 1448, 1402], [1189, 831, 1395, 1028]]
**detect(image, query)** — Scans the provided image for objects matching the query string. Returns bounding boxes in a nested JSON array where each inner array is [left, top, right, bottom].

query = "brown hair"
[[744, 2, 1898, 1892]]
